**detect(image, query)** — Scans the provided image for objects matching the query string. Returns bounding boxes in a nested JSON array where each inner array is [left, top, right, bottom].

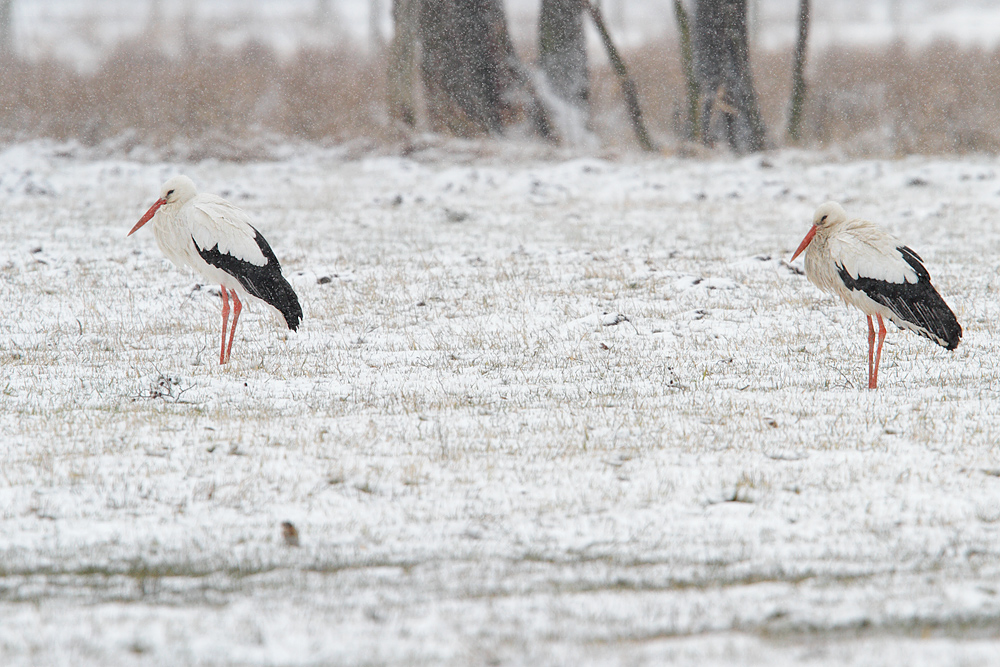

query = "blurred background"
[[1, 0, 998, 159]]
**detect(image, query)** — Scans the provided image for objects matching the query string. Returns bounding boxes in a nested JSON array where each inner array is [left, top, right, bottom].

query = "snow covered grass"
[[3, 141, 1000, 664]]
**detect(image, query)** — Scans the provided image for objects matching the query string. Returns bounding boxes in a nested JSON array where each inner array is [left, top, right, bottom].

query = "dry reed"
[[1, 36, 997, 159]]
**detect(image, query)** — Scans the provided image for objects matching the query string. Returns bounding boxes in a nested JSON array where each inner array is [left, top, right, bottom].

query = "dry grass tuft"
[[1, 37, 998, 158], [806, 41, 1000, 155], [0, 40, 390, 159]]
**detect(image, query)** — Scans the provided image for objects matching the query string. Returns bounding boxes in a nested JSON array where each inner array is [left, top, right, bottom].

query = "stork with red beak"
[[790, 201, 961, 389], [129, 175, 302, 365]]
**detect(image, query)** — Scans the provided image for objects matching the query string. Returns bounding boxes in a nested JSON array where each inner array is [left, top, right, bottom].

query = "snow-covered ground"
[[3, 140, 1000, 664]]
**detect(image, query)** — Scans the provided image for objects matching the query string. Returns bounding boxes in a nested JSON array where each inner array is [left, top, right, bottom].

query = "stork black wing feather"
[[194, 228, 303, 331], [837, 245, 960, 350]]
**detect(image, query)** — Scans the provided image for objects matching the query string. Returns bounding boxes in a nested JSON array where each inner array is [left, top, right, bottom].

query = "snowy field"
[[3, 140, 1000, 665]]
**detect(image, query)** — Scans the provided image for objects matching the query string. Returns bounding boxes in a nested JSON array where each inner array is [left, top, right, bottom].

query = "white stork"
[[128, 175, 302, 365], [790, 201, 961, 389]]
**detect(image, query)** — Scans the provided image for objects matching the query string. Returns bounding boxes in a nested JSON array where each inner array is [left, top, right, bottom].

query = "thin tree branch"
[[584, 0, 657, 152], [674, 0, 700, 142], [786, 0, 810, 142]]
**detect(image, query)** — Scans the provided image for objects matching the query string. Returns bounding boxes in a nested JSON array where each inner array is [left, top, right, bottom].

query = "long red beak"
[[128, 198, 166, 236], [790, 225, 817, 262]]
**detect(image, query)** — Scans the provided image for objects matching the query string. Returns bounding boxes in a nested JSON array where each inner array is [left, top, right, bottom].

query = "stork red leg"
[[866, 315, 876, 388], [225, 292, 243, 364], [871, 314, 887, 389], [220, 286, 231, 365]]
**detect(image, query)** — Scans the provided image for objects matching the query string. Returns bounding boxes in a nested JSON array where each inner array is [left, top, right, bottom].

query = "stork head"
[[128, 175, 198, 236], [791, 201, 848, 262], [812, 201, 847, 229]]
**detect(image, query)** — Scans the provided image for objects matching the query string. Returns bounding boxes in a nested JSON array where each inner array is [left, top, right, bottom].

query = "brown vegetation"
[[614, 39, 1000, 156], [1, 36, 997, 159]]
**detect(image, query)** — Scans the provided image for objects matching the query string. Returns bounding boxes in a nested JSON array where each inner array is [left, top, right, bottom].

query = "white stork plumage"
[[790, 201, 961, 389], [128, 175, 302, 365]]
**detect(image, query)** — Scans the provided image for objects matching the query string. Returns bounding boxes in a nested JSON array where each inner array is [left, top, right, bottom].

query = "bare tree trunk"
[[538, 0, 588, 143], [388, 0, 418, 127], [889, 0, 902, 41], [786, 0, 809, 143], [315, 0, 332, 25], [694, 0, 766, 153], [585, 1, 656, 152], [673, 0, 700, 141], [0, 0, 14, 58], [416, 0, 553, 139], [539, 0, 588, 109], [147, 0, 163, 26], [370, 0, 386, 53], [418, 0, 523, 136], [748, 0, 760, 46]]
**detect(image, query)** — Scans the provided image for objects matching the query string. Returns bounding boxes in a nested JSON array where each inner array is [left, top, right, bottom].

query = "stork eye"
[[820, 215, 828, 222], [166, 189, 175, 197]]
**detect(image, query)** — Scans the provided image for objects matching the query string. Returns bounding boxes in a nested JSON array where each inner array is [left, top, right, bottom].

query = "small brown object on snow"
[[281, 521, 300, 547]]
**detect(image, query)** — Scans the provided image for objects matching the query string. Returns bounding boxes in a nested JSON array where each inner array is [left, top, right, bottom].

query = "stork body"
[[129, 175, 302, 364], [791, 202, 960, 389]]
